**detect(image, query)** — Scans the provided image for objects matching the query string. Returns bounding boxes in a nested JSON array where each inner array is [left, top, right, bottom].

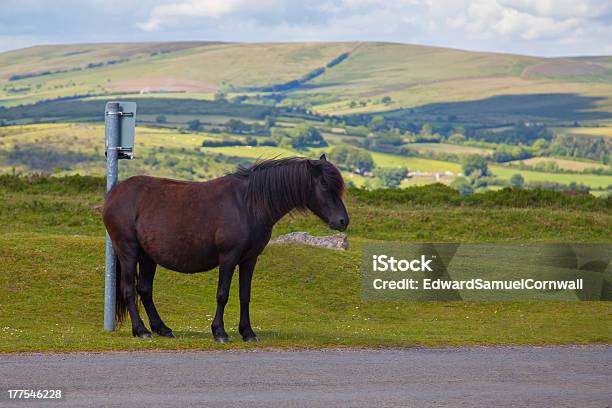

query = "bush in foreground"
[[348, 184, 611, 210], [1, 174, 610, 211]]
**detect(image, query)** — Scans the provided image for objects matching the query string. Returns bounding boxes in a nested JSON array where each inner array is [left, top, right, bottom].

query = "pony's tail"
[[115, 255, 128, 325]]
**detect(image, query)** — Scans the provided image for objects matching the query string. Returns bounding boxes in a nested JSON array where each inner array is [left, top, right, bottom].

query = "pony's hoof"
[[133, 328, 152, 338], [156, 329, 176, 338], [243, 336, 259, 343], [214, 336, 231, 344]]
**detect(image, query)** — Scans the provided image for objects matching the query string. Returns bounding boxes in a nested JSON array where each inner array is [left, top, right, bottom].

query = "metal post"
[[104, 102, 120, 331]]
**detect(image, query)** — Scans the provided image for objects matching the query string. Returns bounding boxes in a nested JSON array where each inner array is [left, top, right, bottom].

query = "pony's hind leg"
[[211, 252, 240, 343], [137, 252, 174, 338], [117, 250, 151, 338]]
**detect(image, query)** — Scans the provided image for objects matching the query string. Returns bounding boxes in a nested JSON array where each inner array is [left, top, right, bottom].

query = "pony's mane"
[[232, 157, 344, 221]]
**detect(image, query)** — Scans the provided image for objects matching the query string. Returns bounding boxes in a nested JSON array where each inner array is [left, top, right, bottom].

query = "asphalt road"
[[1, 346, 610, 407]]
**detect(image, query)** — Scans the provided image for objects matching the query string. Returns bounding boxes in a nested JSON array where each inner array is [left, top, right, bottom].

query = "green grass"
[[552, 126, 612, 139], [370, 151, 463, 172], [403, 143, 493, 156], [204, 145, 297, 159], [507, 157, 609, 171], [491, 165, 612, 189], [0, 177, 610, 352]]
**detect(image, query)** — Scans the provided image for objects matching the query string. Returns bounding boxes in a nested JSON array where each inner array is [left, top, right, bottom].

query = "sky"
[[1, 0, 611, 57]]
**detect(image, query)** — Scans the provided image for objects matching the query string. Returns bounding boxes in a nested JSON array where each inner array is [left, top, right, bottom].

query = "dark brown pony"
[[102, 155, 348, 342]]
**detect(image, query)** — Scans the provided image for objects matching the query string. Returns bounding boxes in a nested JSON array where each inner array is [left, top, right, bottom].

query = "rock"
[[270, 232, 348, 250]]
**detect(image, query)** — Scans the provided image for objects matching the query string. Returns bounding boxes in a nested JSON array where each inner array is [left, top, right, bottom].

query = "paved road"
[[1, 346, 610, 407]]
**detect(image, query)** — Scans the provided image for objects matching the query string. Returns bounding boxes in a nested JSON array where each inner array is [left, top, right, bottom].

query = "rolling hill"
[[1, 41, 612, 118]]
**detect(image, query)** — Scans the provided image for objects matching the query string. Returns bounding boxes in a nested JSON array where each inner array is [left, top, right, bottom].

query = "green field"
[[0, 176, 610, 352], [491, 165, 612, 189], [553, 127, 612, 138], [402, 143, 493, 156], [2, 124, 611, 191], [507, 157, 609, 172], [370, 151, 462, 173], [202, 145, 296, 159]]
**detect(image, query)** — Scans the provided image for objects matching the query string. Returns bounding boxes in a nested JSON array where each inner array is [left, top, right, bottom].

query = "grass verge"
[[0, 176, 610, 352]]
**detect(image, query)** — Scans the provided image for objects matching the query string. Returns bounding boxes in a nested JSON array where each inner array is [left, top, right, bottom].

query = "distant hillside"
[[1, 41, 611, 117]]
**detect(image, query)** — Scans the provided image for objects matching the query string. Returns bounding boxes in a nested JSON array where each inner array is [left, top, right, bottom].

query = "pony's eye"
[[320, 179, 327, 187]]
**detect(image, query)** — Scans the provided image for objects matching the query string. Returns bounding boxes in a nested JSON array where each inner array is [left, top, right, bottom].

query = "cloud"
[[137, 0, 335, 31], [494, 9, 581, 40], [138, 0, 245, 31], [444, 0, 611, 50], [450, 0, 584, 41], [0, 0, 610, 56], [499, 0, 611, 19]]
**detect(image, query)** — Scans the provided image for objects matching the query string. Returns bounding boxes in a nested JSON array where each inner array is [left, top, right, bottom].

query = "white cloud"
[[449, 0, 584, 40], [1, 0, 611, 56], [138, 0, 246, 31], [494, 9, 581, 40], [438, 0, 611, 49], [137, 0, 325, 32], [499, 0, 610, 19]]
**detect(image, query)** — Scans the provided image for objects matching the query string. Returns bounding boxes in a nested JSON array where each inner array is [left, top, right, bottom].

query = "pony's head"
[[305, 154, 349, 231], [235, 155, 349, 231]]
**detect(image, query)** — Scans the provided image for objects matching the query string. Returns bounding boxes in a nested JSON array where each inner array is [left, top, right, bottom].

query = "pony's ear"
[[319, 154, 327, 161]]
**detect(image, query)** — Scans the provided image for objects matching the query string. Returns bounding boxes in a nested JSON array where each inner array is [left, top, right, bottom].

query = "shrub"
[[451, 177, 474, 196], [510, 174, 525, 188], [448, 133, 466, 144], [348, 183, 611, 210], [0, 174, 104, 194], [201, 139, 244, 147], [258, 139, 278, 147], [462, 155, 489, 178], [187, 119, 202, 131], [245, 136, 258, 146], [289, 125, 327, 149], [373, 167, 408, 189], [329, 145, 375, 173]]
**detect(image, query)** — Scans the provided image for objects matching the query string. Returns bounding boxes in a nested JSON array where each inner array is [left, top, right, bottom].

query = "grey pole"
[[104, 102, 120, 331]]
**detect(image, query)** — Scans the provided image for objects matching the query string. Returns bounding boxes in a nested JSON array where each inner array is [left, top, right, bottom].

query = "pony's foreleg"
[[238, 257, 258, 342], [211, 256, 237, 343], [137, 253, 174, 338]]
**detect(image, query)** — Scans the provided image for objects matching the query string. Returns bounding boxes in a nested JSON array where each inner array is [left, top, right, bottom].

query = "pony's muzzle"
[[330, 216, 348, 231]]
